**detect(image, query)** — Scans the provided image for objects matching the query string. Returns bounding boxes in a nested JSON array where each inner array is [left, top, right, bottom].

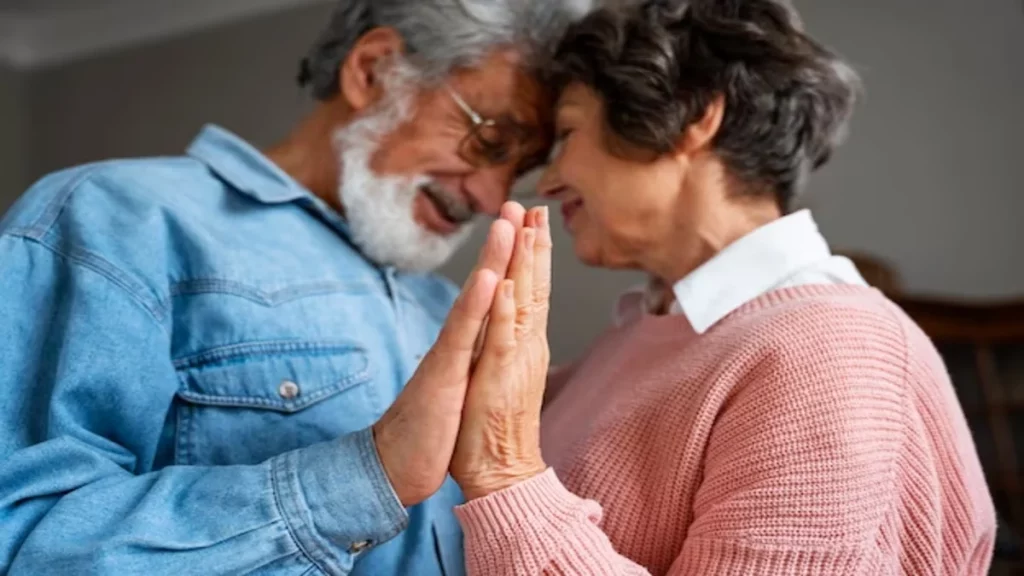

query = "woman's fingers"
[[527, 207, 552, 336], [509, 226, 535, 339]]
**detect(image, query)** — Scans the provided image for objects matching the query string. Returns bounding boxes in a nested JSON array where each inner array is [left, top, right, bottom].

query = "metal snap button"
[[349, 540, 372, 554], [278, 380, 300, 400]]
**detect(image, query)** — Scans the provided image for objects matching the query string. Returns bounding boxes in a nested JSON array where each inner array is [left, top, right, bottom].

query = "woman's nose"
[[536, 163, 566, 199]]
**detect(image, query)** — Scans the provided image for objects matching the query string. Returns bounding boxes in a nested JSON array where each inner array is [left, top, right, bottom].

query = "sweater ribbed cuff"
[[454, 468, 603, 575]]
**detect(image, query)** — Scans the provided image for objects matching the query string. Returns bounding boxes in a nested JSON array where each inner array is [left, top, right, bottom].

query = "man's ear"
[[339, 27, 406, 111], [676, 94, 725, 156]]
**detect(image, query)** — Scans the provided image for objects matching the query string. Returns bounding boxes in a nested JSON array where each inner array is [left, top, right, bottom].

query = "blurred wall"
[[1, 1, 1022, 362], [795, 0, 1024, 299], [0, 65, 26, 210], [25, 4, 324, 179]]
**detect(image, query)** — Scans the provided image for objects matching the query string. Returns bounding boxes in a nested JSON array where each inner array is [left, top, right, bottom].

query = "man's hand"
[[372, 215, 516, 507]]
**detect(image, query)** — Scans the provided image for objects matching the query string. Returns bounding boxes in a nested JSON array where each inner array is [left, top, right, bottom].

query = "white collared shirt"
[[617, 210, 868, 333]]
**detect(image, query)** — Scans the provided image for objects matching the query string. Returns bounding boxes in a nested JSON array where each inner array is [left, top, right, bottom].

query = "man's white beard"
[[334, 86, 474, 273]]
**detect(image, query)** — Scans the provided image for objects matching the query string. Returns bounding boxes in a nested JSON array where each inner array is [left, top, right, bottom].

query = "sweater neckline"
[[627, 283, 885, 340]]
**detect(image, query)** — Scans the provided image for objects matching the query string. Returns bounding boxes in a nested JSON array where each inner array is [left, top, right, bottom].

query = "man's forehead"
[[449, 50, 551, 127]]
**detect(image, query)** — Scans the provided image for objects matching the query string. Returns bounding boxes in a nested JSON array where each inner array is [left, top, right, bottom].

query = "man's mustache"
[[422, 182, 475, 224]]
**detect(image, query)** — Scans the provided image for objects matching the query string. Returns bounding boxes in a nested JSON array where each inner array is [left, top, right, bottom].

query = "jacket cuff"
[[272, 427, 408, 574]]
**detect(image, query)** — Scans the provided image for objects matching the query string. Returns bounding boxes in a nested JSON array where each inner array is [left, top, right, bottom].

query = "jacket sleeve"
[[0, 234, 407, 575]]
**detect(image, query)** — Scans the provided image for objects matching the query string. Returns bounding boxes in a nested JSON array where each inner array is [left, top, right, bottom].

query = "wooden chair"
[[837, 250, 903, 295]]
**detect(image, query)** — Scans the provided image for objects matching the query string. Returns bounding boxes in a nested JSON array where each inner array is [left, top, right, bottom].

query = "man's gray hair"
[[298, 0, 593, 99]]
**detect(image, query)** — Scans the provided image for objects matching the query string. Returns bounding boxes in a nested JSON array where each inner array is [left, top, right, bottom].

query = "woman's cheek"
[[575, 213, 609, 266], [572, 231, 601, 266]]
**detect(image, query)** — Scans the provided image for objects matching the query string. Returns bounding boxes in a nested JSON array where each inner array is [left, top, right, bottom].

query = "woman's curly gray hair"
[[550, 0, 861, 210]]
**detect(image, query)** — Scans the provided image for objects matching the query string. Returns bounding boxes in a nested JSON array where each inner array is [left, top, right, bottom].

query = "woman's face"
[[538, 83, 692, 271]]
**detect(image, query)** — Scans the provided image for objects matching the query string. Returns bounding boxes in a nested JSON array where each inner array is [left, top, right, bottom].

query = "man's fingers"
[[476, 280, 517, 373], [528, 207, 553, 335], [475, 219, 516, 280], [464, 218, 516, 362], [500, 202, 526, 230], [471, 316, 489, 364], [433, 269, 499, 362]]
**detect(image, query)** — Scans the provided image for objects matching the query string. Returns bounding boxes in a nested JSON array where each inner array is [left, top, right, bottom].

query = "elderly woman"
[[442, 0, 997, 574]]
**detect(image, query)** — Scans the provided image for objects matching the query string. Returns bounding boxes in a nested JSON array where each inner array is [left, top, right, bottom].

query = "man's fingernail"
[[539, 207, 549, 228], [503, 280, 515, 298], [524, 229, 535, 249]]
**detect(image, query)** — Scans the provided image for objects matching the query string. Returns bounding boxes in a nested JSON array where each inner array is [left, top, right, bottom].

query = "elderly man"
[[0, 0, 587, 574]]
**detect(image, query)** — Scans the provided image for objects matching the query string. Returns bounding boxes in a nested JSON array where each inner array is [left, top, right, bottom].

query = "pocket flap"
[[176, 340, 374, 413]]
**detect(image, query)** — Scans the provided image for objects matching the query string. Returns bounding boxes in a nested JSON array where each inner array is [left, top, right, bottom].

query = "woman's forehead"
[[556, 83, 599, 113]]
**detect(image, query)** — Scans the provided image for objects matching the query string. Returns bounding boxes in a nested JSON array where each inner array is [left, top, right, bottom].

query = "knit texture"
[[455, 285, 996, 575]]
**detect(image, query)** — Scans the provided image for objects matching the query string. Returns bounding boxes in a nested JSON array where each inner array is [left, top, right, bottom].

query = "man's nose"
[[462, 164, 517, 217]]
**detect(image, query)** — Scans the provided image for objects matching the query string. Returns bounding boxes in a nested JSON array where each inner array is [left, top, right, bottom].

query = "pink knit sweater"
[[454, 285, 996, 575]]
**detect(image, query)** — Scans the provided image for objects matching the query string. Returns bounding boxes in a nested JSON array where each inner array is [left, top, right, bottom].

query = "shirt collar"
[[671, 209, 833, 333], [186, 124, 310, 205]]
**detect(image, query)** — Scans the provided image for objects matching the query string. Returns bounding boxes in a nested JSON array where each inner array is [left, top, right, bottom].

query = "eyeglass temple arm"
[[446, 85, 485, 125]]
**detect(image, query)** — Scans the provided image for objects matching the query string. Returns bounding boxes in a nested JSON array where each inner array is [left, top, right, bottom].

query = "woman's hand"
[[451, 205, 553, 500]]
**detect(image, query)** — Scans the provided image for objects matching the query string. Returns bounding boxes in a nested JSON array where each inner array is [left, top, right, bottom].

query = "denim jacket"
[[0, 125, 465, 575]]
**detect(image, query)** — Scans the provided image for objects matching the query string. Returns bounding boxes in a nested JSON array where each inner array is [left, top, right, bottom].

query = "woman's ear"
[[677, 94, 725, 156], [338, 27, 406, 111]]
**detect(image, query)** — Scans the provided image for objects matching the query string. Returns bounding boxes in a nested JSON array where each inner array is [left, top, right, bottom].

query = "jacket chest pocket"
[[174, 340, 379, 466]]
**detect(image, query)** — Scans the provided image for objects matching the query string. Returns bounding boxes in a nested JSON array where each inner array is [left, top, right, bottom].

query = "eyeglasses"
[[446, 85, 534, 170]]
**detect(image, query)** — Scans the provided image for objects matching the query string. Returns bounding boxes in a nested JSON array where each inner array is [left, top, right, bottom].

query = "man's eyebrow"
[[507, 84, 550, 128], [500, 99, 540, 129], [513, 115, 542, 135], [466, 97, 534, 131]]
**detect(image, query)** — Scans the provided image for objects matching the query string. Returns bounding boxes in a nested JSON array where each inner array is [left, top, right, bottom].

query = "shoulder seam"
[[7, 233, 170, 328], [15, 158, 201, 240], [861, 298, 915, 553], [20, 170, 96, 240]]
